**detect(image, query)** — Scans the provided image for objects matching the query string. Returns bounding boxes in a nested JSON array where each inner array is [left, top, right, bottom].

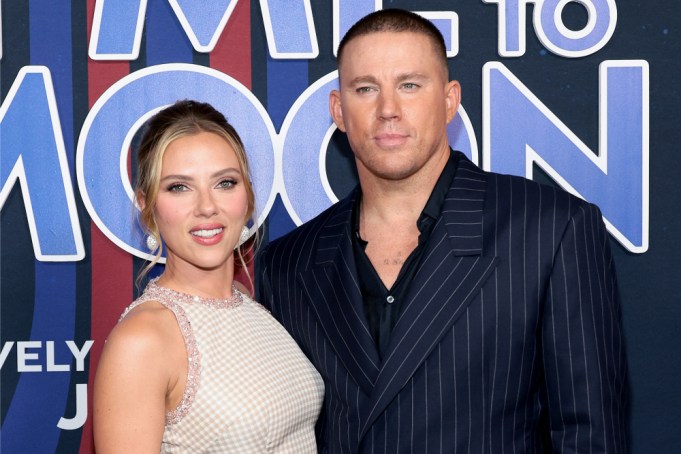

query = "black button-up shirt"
[[352, 151, 459, 360]]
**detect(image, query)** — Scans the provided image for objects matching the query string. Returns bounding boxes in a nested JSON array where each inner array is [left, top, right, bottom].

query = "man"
[[259, 8, 627, 453]]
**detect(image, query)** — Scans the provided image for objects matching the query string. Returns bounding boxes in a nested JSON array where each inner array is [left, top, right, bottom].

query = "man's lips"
[[374, 132, 408, 147]]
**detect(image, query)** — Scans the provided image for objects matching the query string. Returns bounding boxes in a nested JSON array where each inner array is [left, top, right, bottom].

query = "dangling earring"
[[146, 234, 159, 251], [235, 226, 250, 250]]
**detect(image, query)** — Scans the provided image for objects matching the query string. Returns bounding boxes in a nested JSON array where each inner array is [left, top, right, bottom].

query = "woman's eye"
[[217, 179, 236, 189], [167, 183, 188, 192]]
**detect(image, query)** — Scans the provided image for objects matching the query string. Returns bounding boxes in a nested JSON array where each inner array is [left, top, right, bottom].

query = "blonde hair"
[[135, 100, 256, 287]]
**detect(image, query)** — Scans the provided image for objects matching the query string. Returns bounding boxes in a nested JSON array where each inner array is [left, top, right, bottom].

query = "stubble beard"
[[355, 145, 423, 183]]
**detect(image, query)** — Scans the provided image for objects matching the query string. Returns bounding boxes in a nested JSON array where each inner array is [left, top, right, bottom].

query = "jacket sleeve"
[[541, 202, 628, 453]]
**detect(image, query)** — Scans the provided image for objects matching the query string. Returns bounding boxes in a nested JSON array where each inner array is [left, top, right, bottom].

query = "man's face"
[[330, 31, 460, 183]]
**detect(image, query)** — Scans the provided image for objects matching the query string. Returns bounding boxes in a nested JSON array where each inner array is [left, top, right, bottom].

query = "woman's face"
[[153, 131, 249, 275]]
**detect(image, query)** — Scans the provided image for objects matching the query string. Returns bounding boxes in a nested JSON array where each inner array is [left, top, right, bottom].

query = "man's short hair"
[[336, 8, 448, 74]]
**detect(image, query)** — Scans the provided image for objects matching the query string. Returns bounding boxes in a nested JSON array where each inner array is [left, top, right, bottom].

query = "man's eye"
[[356, 86, 375, 93]]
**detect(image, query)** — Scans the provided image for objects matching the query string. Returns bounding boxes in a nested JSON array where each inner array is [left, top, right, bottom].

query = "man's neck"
[[358, 149, 449, 226]]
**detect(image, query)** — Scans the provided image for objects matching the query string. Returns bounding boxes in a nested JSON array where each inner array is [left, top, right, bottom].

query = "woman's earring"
[[235, 226, 250, 250], [146, 234, 159, 251]]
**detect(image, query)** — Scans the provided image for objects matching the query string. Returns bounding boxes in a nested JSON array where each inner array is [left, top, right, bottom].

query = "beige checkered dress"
[[123, 279, 324, 453]]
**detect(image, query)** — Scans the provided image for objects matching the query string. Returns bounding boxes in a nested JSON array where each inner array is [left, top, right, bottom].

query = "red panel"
[[210, 0, 252, 89], [80, 2, 132, 452]]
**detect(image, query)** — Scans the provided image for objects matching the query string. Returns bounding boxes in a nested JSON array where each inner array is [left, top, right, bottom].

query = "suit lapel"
[[298, 190, 381, 394], [360, 154, 499, 437]]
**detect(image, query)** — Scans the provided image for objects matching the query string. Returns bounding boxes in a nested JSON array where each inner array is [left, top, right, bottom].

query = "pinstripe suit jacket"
[[258, 151, 627, 453]]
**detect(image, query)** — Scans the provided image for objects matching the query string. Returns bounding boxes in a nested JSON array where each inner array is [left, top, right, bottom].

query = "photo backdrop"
[[1, 1, 679, 452]]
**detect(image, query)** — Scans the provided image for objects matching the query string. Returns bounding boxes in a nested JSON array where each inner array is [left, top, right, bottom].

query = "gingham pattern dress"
[[122, 279, 324, 453]]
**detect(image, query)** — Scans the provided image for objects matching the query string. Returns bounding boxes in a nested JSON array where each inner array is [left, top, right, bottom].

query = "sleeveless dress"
[[120, 279, 324, 453]]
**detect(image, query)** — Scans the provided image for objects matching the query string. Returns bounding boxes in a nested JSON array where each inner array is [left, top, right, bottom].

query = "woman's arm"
[[93, 303, 184, 453]]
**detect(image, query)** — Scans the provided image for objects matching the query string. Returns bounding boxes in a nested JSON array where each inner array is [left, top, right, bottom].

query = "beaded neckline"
[[145, 277, 244, 310]]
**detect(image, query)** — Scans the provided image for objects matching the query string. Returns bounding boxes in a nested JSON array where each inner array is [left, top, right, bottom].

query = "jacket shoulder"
[[453, 151, 597, 217], [260, 191, 355, 268], [480, 166, 597, 215]]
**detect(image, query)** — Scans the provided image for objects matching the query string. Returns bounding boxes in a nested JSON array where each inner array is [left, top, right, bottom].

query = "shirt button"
[[386, 295, 395, 304]]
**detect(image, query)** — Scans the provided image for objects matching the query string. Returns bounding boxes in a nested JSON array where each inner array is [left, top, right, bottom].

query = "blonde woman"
[[94, 100, 323, 453]]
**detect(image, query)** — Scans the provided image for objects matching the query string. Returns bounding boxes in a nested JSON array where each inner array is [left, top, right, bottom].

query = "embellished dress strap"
[[119, 279, 201, 425]]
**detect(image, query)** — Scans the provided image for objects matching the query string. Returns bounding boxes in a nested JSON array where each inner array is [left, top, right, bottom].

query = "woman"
[[93, 100, 323, 453]]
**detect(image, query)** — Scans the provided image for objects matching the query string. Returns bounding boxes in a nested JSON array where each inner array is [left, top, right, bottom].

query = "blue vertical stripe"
[[0, 0, 33, 432], [146, 0, 194, 65], [265, 58, 308, 239], [266, 58, 307, 130], [2, 1, 76, 453]]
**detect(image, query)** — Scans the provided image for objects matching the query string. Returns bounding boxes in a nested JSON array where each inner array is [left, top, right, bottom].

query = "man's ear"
[[444, 80, 461, 124], [329, 90, 346, 132]]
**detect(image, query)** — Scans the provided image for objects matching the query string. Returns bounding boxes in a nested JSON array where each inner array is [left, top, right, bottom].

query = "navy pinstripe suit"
[[259, 151, 627, 453]]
